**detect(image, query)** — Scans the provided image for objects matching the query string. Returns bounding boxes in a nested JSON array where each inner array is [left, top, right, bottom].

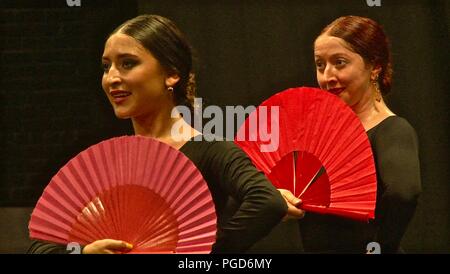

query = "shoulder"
[[182, 135, 241, 153], [372, 116, 420, 153], [378, 116, 415, 131], [374, 116, 418, 141], [180, 135, 247, 163], [180, 136, 263, 190]]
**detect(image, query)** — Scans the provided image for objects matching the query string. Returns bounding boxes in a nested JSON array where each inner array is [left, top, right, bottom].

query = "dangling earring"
[[372, 75, 382, 102], [167, 86, 174, 92]]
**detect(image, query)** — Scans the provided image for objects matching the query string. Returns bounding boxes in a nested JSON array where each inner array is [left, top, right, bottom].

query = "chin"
[[113, 109, 132, 119], [336, 92, 349, 104], [340, 97, 350, 104]]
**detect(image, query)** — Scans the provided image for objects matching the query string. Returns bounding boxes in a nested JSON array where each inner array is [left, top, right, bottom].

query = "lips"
[[328, 88, 345, 96], [110, 90, 131, 104]]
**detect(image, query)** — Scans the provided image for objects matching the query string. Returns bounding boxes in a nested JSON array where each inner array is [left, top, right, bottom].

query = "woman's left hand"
[[278, 189, 306, 221]]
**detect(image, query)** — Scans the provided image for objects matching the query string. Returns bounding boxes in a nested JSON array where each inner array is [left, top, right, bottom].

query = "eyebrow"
[[102, 53, 139, 61], [314, 53, 351, 59]]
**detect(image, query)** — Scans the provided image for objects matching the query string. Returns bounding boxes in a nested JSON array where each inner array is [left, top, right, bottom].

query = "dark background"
[[0, 0, 448, 253]]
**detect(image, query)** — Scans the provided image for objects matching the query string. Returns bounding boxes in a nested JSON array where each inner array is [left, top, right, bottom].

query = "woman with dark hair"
[[28, 14, 292, 254], [289, 15, 422, 253]]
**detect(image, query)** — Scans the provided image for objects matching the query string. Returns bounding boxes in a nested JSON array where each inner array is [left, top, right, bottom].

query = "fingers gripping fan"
[[29, 136, 217, 253], [235, 87, 377, 221]]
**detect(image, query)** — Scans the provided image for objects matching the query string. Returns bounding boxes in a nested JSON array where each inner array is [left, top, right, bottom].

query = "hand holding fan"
[[235, 87, 377, 221], [29, 136, 217, 253]]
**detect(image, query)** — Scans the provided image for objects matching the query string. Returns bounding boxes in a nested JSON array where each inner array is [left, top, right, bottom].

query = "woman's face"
[[101, 33, 177, 119], [314, 34, 375, 107]]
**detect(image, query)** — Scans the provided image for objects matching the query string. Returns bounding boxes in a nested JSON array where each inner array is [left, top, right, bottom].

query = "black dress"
[[27, 137, 287, 254], [298, 116, 422, 253]]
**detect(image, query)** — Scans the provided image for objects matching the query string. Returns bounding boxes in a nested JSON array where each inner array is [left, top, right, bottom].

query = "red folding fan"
[[29, 136, 217, 253], [235, 87, 377, 221]]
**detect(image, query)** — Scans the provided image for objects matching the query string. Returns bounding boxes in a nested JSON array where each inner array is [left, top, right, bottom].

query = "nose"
[[323, 65, 338, 89], [104, 65, 122, 87]]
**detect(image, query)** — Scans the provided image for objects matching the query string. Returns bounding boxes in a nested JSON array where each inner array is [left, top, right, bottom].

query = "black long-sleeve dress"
[[298, 115, 422, 253], [27, 137, 287, 254]]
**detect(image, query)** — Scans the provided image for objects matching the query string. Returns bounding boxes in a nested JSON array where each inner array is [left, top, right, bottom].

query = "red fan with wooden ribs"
[[29, 136, 217, 253], [235, 87, 377, 221]]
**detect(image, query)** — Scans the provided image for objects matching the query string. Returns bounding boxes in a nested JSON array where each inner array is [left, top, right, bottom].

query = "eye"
[[315, 60, 325, 71], [122, 59, 138, 70], [335, 58, 347, 68], [102, 62, 110, 73]]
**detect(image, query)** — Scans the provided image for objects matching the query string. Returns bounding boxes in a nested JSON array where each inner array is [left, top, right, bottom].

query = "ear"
[[370, 65, 382, 81], [165, 74, 180, 88]]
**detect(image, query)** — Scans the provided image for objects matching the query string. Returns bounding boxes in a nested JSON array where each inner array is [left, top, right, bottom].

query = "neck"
[[351, 89, 394, 131], [132, 113, 174, 139], [131, 106, 199, 149]]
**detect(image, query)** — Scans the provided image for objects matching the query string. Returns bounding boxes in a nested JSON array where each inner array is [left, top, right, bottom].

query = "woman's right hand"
[[278, 189, 306, 221], [82, 239, 133, 254]]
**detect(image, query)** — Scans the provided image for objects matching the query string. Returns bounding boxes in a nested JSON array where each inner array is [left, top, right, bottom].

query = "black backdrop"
[[0, 0, 448, 253]]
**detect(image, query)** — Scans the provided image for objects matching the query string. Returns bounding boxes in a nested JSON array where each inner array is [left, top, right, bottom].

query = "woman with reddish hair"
[[295, 16, 422, 253]]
